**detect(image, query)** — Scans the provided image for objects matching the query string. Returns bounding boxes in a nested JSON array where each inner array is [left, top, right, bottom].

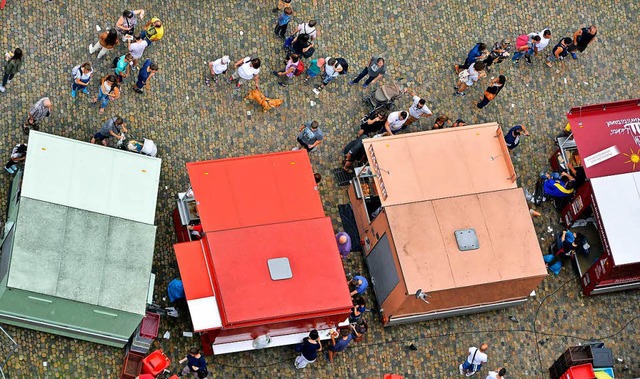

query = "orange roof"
[[363, 123, 517, 206]]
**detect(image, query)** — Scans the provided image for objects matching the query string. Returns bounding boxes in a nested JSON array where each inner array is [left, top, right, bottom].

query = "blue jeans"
[[512, 47, 534, 61], [322, 74, 337, 85], [352, 67, 375, 85], [140, 30, 152, 45], [97, 87, 109, 109]]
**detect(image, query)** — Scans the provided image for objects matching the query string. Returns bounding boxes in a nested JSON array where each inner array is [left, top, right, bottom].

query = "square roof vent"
[[267, 258, 292, 280], [454, 229, 479, 251]]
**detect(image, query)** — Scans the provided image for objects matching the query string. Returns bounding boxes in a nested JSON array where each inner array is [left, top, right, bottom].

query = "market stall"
[[558, 99, 640, 295], [348, 123, 547, 326], [172, 151, 352, 355]]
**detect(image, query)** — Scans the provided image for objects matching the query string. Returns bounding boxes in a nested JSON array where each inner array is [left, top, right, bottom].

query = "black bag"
[[302, 46, 315, 58], [196, 367, 209, 379], [532, 177, 544, 205], [336, 57, 348, 74], [111, 55, 120, 68]]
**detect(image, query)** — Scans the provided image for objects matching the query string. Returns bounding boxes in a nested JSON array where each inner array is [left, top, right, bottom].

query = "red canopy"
[[567, 99, 640, 179]]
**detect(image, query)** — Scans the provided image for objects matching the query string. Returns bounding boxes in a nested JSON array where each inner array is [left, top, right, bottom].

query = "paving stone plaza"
[[0, 0, 639, 378]]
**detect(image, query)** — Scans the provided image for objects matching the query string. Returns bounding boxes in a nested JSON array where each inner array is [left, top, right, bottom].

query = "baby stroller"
[[117, 133, 158, 157], [361, 79, 406, 122]]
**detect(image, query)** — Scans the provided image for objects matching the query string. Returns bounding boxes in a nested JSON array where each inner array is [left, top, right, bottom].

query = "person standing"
[[23, 97, 52, 134], [335, 232, 352, 258], [304, 57, 324, 83], [140, 17, 164, 45], [454, 61, 486, 97], [272, 0, 292, 13], [128, 34, 149, 69], [90, 116, 127, 146], [404, 91, 432, 128], [486, 367, 507, 379], [349, 275, 368, 296], [291, 19, 318, 41], [229, 57, 261, 89], [4, 143, 27, 174], [114, 53, 133, 83], [273, 53, 299, 87], [504, 124, 529, 151], [349, 56, 386, 89], [342, 137, 366, 172], [325, 329, 353, 363], [0, 48, 23, 93], [459, 344, 489, 377], [294, 330, 322, 369], [382, 111, 408, 134], [132, 59, 158, 94], [432, 115, 450, 130], [206, 55, 230, 86], [178, 348, 208, 378], [349, 296, 366, 323], [477, 75, 506, 109], [572, 25, 598, 59], [317, 57, 342, 90], [95, 75, 120, 114], [455, 43, 489, 72], [545, 37, 572, 68], [512, 34, 541, 65], [115, 9, 145, 39], [483, 40, 511, 70], [293, 121, 324, 152], [358, 111, 386, 136], [274, 6, 293, 40], [89, 29, 119, 59], [71, 62, 93, 99], [532, 29, 552, 56]]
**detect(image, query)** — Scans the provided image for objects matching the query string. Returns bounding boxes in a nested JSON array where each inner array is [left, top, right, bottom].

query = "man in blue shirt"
[[178, 348, 208, 377], [504, 124, 529, 151], [133, 59, 158, 94], [455, 43, 488, 72], [325, 328, 354, 363], [349, 275, 368, 296]]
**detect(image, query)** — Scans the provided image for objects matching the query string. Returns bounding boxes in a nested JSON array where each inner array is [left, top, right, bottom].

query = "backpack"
[[71, 65, 81, 79], [516, 34, 530, 49], [336, 57, 348, 74], [532, 177, 545, 205], [294, 60, 305, 76]]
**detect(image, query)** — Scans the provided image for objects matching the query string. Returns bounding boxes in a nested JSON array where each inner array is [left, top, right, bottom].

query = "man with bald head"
[[335, 232, 351, 258], [23, 97, 52, 135], [460, 343, 489, 376]]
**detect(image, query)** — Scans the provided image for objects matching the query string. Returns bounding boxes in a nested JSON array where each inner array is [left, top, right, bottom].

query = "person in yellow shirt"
[[141, 18, 164, 45]]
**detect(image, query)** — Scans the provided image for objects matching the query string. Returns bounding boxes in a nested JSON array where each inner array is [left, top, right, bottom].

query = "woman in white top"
[[127, 33, 149, 68], [71, 62, 94, 99], [318, 57, 342, 90], [229, 57, 261, 88], [115, 9, 145, 39], [454, 61, 486, 97]]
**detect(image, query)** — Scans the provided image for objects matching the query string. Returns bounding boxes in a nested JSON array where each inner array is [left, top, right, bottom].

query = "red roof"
[[207, 217, 352, 326], [567, 99, 640, 179], [186, 151, 324, 232]]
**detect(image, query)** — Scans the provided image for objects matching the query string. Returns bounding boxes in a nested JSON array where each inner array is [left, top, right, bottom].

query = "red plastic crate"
[[139, 312, 160, 339], [560, 363, 596, 379], [121, 351, 145, 379], [141, 349, 171, 376]]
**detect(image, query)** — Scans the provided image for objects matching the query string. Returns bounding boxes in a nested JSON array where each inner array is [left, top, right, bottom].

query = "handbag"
[[484, 91, 496, 101], [458, 69, 470, 83], [302, 46, 315, 58]]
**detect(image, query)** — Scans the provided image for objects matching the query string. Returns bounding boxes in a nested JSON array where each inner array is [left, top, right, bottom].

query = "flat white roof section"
[[591, 172, 640, 265], [21, 131, 161, 225], [187, 297, 223, 332]]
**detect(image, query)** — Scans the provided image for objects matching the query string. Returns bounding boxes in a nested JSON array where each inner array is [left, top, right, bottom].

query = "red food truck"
[[171, 151, 352, 354], [551, 99, 640, 295]]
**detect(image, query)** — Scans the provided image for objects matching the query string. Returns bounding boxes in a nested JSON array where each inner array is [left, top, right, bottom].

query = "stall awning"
[[567, 99, 640, 179], [186, 151, 324, 232], [591, 172, 640, 265], [363, 123, 517, 207]]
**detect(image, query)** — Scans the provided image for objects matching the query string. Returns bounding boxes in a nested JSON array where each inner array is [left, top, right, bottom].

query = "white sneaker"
[[292, 147, 300, 151], [459, 364, 464, 375], [0, 85, 5, 93]]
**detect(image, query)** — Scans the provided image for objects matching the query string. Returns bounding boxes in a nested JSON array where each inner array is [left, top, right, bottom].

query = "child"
[[274, 7, 293, 40], [304, 57, 324, 83], [206, 55, 230, 86]]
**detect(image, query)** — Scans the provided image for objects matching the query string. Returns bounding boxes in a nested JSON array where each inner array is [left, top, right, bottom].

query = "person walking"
[[349, 56, 385, 89], [504, 124, 529, 151], [274, 6, 293, 40], [140, 17, 164, 45], [476, 75, 506, 109], [128, 33, 149, 69], [23, 97, 52, 134], [206, 55, 230, 86], [4, 143, 27, 174], [294, 330, 322, 369], [90, 116, 127, 146], [229, 56, 261, 89], [532, 29, 552, 57], [545, 37, 572, 68], [455, 43, 489, 72], [404, 91, 432, 128], [486, 367, 507, 379], [454, 61, 486, 97], [178, 348, 208, 378], [572, 25, 598, 59], [115, 9, 145, 40], [273, 53, 300, 87], [114, 53, 133, 83], [335, 232, 352, 258], [483, 40, 511, 71], [89, 29, 119, 59], [95, 75, 120, 114], [132, 59, 158, 94], [325, 329, 353, 363], [459, 344, 489, 376], [512, 33, 541, 65], [303, 57, 324, 83], [293, 121, 324, 152], [291, 19, 318, 41], [0, 48, 23, 93], [272, 0, 292, 13], [71, 62, 93, 99], [317, 57, 342, 90]]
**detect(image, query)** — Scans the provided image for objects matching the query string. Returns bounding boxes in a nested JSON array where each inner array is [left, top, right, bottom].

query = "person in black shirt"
[[343, 136, 366, 172], [358, 111, 386, 137], [572, 25, 597, 58], [477, 75, 506, 109], [178, 348, 208, 378], [294, 330, 322, 369]]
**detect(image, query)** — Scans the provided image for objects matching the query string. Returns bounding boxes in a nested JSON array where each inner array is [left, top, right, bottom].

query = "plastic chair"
[[141, 349, 171, 376]]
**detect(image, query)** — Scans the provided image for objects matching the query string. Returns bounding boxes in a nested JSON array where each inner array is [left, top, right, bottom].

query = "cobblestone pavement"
[[1, 0, 639, 378]]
